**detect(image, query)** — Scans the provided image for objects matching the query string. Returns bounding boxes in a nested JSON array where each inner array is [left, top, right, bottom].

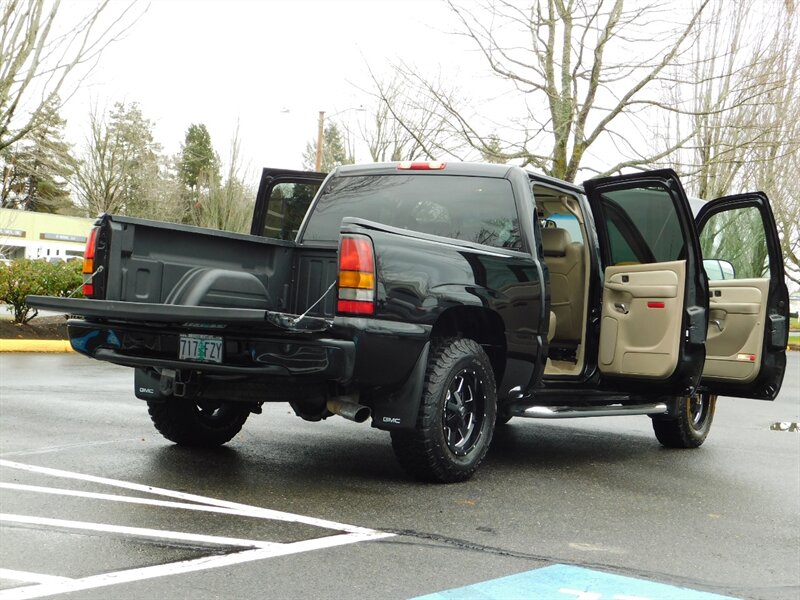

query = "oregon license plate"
[[178, 334, 223, 363]]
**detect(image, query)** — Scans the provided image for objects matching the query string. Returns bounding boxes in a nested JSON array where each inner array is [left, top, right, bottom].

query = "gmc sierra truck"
[[29, 162, 789, 483]]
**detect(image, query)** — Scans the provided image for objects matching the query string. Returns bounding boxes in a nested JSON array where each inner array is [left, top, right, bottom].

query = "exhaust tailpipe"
[[327, 398, 371, 423]]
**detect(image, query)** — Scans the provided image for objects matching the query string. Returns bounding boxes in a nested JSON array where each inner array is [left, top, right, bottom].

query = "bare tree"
[[385, 0, 720, 181], [190, 125, 254, 234], [658, 1, 800, 284], [0, 0, 139, 153], [73, 102, 173, 219], [358, 71, 465, 162], [72, 106, 126, 215]]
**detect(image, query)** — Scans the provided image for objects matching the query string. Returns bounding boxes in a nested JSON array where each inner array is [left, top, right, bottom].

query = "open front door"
[[250, 168, 327, 240], [583, 170, 707, 394], [696, 192, 789, 400]]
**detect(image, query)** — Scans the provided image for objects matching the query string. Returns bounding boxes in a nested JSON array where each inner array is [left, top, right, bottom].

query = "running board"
[[510, 402, 667, 419]]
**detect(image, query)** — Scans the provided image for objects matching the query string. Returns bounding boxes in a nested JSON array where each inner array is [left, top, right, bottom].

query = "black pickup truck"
[[29, 162, 789, 482]]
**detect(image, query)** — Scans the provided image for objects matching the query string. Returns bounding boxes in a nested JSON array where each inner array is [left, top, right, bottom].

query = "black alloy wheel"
[[390, 337, 497, 483], [443, 368, 485, 456], [652, 392, 717, 448]]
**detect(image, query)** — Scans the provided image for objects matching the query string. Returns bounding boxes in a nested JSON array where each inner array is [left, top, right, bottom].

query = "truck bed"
[[93, 214, 337, 318]]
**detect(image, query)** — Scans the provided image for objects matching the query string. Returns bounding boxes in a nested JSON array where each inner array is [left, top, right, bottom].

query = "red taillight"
[[339, 237, 374, 272], [82, 226, 99, 297], [337, 235, 375, 315], [397, 161, 446, 170]]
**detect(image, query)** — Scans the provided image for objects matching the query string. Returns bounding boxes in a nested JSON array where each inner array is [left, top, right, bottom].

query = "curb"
[[0, 339, 73, 353]]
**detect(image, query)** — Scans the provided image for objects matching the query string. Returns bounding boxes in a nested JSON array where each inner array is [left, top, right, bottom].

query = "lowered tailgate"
[[26, 296, 354, 381], [26, 296, 330, 331]]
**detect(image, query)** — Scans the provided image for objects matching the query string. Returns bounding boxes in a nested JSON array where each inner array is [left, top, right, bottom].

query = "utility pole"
[[315, 111, 325, 172]]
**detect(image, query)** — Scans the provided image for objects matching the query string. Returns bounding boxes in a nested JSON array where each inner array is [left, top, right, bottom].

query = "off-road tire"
[[390, 338, 497, 483], [147, 399, 251, 447], [652, 392, 717, 448]]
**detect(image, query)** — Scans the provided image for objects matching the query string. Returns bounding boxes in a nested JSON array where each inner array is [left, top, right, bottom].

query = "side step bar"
[[510, 402, 667, 419]]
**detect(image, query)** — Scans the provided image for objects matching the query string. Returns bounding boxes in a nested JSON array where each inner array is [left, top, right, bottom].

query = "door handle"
[[614, 302, 629, 315], [710, 319, 724, 331]]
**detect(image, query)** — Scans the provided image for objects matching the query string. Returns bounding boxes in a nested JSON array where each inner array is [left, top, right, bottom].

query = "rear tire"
[[390, 338, 496, 483], [147, 399, 251, 447], [652, 392, 716, 448]]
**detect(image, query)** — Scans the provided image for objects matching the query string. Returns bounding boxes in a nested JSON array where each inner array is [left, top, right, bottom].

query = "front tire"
[[652, 392, 717, 448], [390, 338, 497, 483], [147, 399, 251, 447]]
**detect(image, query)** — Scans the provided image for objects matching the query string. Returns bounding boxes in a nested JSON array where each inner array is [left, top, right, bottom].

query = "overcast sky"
[[59, 0, 479, 180]]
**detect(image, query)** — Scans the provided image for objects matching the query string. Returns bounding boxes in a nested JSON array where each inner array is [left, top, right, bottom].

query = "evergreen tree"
[[109, 102, 162, 216], [179, 124, 219, 190], [1, 98, 75, 213], [189, 126, 252, 233]]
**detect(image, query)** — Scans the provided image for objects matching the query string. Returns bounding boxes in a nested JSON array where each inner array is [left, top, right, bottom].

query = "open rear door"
[[250, 168, 327, 240], [583, 170, 707, 394], [696, 192, 789, 400]]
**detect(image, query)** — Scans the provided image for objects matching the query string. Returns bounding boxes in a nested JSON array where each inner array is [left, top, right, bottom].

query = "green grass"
[[791, 316, 799, 332]]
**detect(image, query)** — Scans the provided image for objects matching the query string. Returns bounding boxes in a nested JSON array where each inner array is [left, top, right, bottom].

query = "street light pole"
[[315, 110, 325, 172], [314, 106, 365, 171]]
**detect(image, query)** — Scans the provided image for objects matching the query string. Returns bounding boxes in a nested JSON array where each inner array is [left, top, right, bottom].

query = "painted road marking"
[[0, 513, 280, 549], [0, 482, 303, 519], [0, 459, 377, 534], [0, 438, 147, 458], [0, 534, 383, 600], [0, 460, 393, 599], [0, 571, 72, 586], [412, 564, 738, 600]]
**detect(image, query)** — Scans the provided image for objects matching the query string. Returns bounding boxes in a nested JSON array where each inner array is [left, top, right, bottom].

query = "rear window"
[[301, 174, 521, 250]]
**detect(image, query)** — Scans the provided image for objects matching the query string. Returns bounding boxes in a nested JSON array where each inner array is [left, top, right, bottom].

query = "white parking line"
[[0, 459, 375, 534], [0, 571, 72, 586], [0, 439, 145, 458], [0, 513, 279, 549], [0, 460, 394, 599], [0, 482, 287, 519], [0, 533, 386, 600]]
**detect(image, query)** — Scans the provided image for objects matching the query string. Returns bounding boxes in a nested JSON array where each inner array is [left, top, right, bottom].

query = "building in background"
[[0, 209, 94, 261]]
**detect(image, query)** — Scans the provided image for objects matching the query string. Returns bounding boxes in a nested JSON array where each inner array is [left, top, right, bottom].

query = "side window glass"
[[263, 182, 320, 241], [547, 213, 584, 245], [606, 218, 639, 264], [700, 206, 767, 280], [599, 186, 684, 265]]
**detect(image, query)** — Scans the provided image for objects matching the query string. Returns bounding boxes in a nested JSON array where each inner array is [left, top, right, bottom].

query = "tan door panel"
[[598, 260, 686, 378], [704, 279, 769, 383]]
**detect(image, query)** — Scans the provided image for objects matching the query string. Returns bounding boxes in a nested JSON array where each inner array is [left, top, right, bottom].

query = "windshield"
[[301, 174, 521, 250]]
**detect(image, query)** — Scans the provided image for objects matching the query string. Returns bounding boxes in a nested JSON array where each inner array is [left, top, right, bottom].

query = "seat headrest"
[[541, 228, 571, 256]]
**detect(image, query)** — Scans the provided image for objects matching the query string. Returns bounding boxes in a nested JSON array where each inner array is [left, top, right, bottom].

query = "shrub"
[[0, 259, 84, 323]]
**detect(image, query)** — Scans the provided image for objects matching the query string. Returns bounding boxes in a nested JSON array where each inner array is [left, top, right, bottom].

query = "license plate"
[[179, 334, 223, 364]]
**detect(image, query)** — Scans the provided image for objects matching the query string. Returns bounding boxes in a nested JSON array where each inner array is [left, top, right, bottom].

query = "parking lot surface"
[[1, 353, 798, 599]]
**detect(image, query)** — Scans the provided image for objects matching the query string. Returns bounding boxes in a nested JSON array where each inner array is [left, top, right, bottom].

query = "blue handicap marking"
[[412, 564, 738, 600]]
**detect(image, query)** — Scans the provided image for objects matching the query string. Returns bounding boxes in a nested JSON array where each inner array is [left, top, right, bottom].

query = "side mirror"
[[703, 258, 736, 281]]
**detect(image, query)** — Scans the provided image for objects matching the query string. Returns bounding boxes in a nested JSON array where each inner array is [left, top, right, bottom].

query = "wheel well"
[[430, 306, 506, 384]]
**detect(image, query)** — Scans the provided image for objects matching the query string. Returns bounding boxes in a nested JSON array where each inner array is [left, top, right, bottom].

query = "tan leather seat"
[[541, 228, 585, 343]]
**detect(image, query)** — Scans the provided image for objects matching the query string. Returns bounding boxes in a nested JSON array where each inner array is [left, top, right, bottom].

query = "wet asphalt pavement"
[[0, 352, 798, 600]]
